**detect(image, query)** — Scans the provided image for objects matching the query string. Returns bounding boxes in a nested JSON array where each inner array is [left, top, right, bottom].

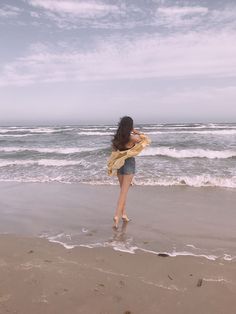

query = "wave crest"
[[146, 130, 236, 135], [0, 147, 99, 154], [134, 175, 236, 188], [0, 159, 89, 167], [140, 147, 236, 159]]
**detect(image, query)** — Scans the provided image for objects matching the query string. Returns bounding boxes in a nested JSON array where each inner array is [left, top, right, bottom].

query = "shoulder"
[[130, 133, 141, 143]]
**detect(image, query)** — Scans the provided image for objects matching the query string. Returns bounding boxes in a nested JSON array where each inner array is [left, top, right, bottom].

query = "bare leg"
[[113, 174, 134, 228], [117, 174, 134, 216], [117, 174, 124, 188], [117, 174, 126, 216]]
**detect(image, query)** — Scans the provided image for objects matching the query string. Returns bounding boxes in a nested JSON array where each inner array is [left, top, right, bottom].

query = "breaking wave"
[[0, 146, 99, 154], [0, 159, 89, 167], [134, 175, 236, 188], [146, 130, 236, 135], [140, 147, 236, 159]]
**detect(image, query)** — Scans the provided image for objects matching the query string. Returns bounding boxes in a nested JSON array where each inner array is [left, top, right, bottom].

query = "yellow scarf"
[[107, 133, 151, 176]]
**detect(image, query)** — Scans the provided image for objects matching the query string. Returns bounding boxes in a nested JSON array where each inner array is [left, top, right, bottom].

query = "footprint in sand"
[[0, 294, 11, 303], [119, 280, 125, 287]]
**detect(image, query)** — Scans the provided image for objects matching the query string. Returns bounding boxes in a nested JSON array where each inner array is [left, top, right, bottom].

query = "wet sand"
[[0, 182, 236, 258], [0, 234, 236, 314]]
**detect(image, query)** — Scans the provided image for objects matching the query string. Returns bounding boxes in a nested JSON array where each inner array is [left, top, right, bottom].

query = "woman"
[[110, 116, 148, 229]]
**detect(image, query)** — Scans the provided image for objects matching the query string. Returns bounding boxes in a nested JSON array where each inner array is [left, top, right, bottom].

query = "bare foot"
[[121, 215, 131, 222], [112, 216, 119, 229]]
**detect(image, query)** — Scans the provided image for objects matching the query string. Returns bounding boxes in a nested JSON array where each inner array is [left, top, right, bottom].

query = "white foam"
[[0, 168, 235, 189], [19, 128, 61, 133], [0, 127, 74, 137], [135, 175, 236, 188], [0, 159, 89, 167], [203, 277, 233, 283], [78, 242, 138, 254], [0, 128, 58, 134], [0, 176, 76, 184], [82, 228, 89, 233], [142, 125, 236, 130], [186, 244, 199, 249], [146, 130, 236, 135], [142, 125, 206, 130], [140, 147, 236, 159], [81, 180, 117, 185], [0, 134, 34, 137], [39, 236, 236, 261], [39, 232, 77, 249], [78, 131, 113, 135], [48, 239, 76, 249], [0, 128, 29, 133], [138, 248, 218, 260], [208, 124, 236, 129], [78, 128, 108, 131], [0, 146, 98, 154], [223, 254, 236, 261], [142, 126, 168, 130], [86, 175, 236, 189]]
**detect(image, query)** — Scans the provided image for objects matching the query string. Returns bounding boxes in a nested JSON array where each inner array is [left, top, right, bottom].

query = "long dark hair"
[[112, 116, 134, 150]]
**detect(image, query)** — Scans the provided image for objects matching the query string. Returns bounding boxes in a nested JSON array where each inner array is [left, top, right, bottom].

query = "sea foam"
[[140, 147, 236, 159], [0, 146, 99, 154], [146, 130, 236, 135]]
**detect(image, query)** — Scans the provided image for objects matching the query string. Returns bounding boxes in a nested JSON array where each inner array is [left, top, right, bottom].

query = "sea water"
[[0, 123, 235, 188]]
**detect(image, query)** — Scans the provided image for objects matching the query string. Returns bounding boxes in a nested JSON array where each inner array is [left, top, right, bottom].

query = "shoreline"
[[0, 181, 236, 261], [0, 179, 236, 189], [0, 234, 236, 313], [43, 233, 233, 262]]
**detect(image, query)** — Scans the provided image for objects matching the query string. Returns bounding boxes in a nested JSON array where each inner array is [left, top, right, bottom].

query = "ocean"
[[0, 123, 236, 188]]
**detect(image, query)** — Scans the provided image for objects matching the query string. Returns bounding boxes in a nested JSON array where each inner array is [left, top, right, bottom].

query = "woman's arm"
[[130, 134, 141, 143], [130, 128, 143, 143]]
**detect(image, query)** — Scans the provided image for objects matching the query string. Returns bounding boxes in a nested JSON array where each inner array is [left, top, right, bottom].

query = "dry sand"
[[0, 234, 235, 314]]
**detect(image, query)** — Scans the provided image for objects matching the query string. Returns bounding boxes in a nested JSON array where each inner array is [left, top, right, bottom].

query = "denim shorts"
[[117, 157, 136, 175]]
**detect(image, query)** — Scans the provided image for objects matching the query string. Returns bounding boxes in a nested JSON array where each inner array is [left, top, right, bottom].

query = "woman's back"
[[114, 133, 141, 151]]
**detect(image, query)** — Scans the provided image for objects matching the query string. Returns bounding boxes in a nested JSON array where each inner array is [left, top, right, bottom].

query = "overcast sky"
[[0, 0, 236, 125]]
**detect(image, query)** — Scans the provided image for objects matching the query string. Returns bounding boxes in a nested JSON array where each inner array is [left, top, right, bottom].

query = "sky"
[[0, 0, 236, 125]]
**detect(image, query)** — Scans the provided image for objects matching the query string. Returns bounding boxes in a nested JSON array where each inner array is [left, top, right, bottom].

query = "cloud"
[[1, 28, 236, 87], [0, 5, 22, 18], [30, 11, 41, 18], [152, 4, 236, 35], [27, 0, 120, 18], [25, 0, 125, 29], [1, 1, 236, 87], [155, 5, 209, 28], [157, 6, 209, 16], [1, 0, 236, 123], [23, 0, 236, 32]]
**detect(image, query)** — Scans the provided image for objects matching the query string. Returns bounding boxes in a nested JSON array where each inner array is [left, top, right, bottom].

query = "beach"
[[0, 235, 236, 314], [2, 0, 236, 309], [0, 182, 236, 313], [0, 122, 236, 313]]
